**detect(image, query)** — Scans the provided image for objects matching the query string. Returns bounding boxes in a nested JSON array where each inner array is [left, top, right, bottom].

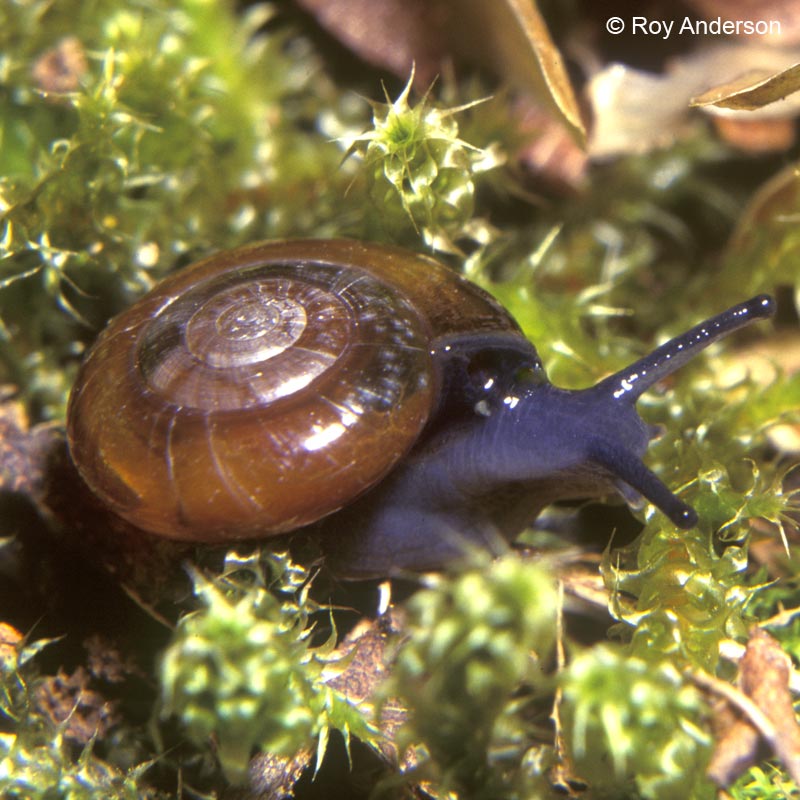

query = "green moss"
[[348, 71, 505, 252], [562, 645, 713, 800], [384, 554, 558, 797], [0, 630, 156, 800], [729, 764, 800, 800], [158, 551, 375, 785]]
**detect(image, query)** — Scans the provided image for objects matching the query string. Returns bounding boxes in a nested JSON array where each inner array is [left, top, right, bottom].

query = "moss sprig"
[[730, 762, 800, 799], [0, 733, 154, 800], [348, 69, 505, 253], [0, 626, 155, 800], [158, 550, 376, 785], [561, 644, 712, 800], [384, 553, 558, 797], [601, 357, 799, 671]]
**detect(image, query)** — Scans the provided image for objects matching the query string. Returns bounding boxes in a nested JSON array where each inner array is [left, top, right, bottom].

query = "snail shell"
[[67, 239, 518, 540]]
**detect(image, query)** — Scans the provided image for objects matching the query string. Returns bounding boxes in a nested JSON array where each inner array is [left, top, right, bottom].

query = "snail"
[[66, 239, 775, 578]]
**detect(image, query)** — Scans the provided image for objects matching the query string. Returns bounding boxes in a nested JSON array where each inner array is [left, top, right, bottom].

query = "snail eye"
[[466, 350, 543, 401]]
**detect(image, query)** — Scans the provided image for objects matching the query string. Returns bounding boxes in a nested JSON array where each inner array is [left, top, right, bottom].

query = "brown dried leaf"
[[244, 748, 314, 800], [327, 609, 408, 764], [588, 43, 800, 158], [327, 616, 394, 702], [242, 610, 413, 799], [294, 0, 447, 86], [705, 628, 800, 787], [707, 697, 763, 788], [0, 394, 59, 502], [296, 0, 585, 146], [31, 37, 88, 96], [84, 633, 146, 684], [504, 0, 584, 144], [741, 629, 800, 782], [691, 62, 800, 110], [34, 667, 120, 745], [454, 0, 585, 146], [550, 581, 588, 796], [513, 99, 589, 192]]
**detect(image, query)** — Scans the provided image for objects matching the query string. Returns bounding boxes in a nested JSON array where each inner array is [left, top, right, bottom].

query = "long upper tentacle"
[[595, 295, 775, 404]]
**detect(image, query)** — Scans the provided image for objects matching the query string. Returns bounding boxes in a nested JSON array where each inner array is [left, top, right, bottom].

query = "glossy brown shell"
[[66, 239, 521, 542]]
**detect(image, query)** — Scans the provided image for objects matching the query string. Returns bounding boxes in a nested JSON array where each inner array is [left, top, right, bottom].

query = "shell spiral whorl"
[[137, 262, 426, 412]]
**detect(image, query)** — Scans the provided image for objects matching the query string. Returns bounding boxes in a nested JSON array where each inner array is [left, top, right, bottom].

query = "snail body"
[[67, 240, 775, 577]]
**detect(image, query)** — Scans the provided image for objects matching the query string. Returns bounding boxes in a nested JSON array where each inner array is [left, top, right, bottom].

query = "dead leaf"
[[31, 37, 88, 97], [327, 609, 409, 765], [294, 0, 448, 86], [588, 43, 800, 158], [740, 629, 800, 783], [295, 0, 586, 147], [34, 666, 120, 745], [243, 748, 315, 800], [242, 609, 416, 799], [84, 633, 146, 684], [505, 0, 584, 145], [550, 581, 588, 795], [0, 394, 59, 501], [691, 62, 800, 110], [702, 629, 800, 787], [454, 0, 586, 146], [513, 99, 589, 192], [587, 64, 691, 158]]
